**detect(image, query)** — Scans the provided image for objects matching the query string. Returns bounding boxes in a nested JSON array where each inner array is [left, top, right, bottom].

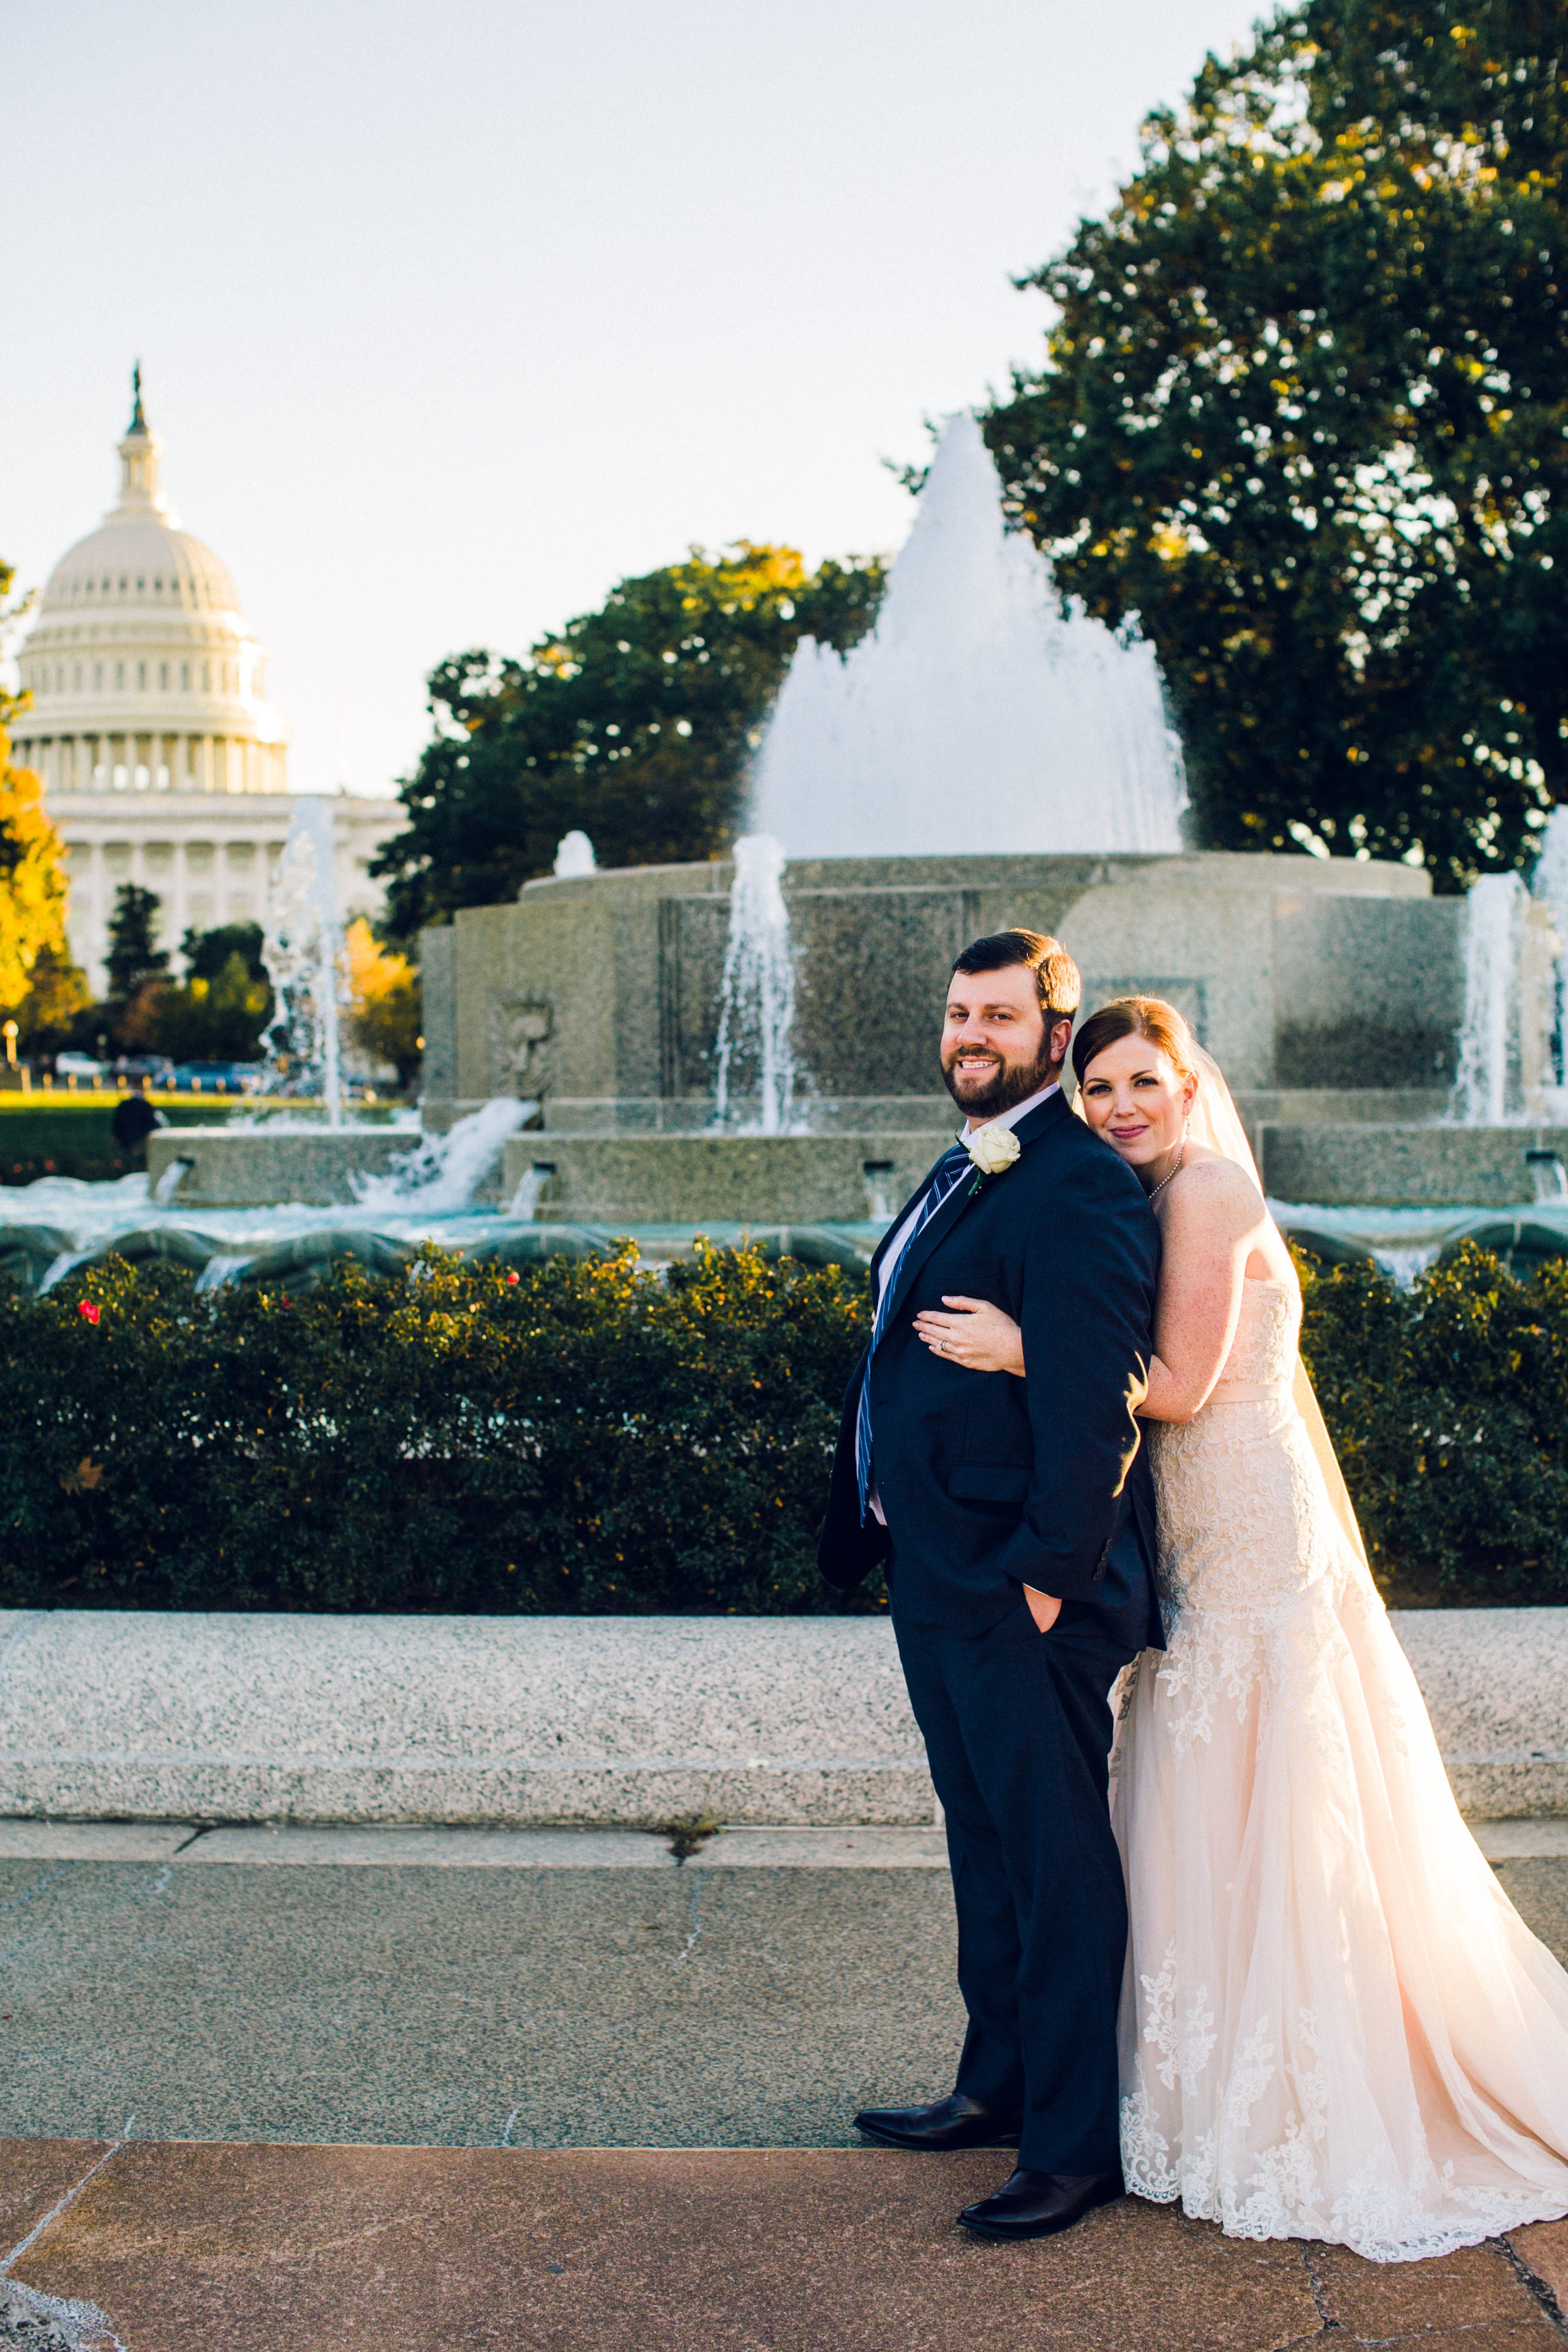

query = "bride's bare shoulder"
[[1161, 1147, 1266, 1232]]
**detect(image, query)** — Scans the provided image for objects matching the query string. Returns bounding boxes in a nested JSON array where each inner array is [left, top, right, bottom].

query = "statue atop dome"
[[114, 360, 166, 519]]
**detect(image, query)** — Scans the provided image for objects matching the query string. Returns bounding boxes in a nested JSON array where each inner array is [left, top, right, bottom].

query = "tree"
[[12, 944, 91, 1055], [375, 541, 885, 942], [984, 0, 1566, 890], [0, 559, 71, 1012], [142, 921, 272, 1064], [180, 920, 267, 989], [103, 884, 169, 1007], [345, 917, 422, 1088]]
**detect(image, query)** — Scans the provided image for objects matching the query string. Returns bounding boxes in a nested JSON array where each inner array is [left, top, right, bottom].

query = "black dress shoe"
[[854, 2093, 1022, 2152], [958, 2166, 1123, 2241]]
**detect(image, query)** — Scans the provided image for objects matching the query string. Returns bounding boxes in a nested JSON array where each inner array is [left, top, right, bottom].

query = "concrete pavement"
[[2, 1830, 1567, 2346], [4, 2140, 1568, 2350]]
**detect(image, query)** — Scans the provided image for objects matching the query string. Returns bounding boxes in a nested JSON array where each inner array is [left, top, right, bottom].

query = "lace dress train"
[[1113, 1276, 1568, 2261]]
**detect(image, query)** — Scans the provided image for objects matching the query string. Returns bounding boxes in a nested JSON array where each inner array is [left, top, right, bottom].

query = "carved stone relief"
[[486, 995, 554, 1099]]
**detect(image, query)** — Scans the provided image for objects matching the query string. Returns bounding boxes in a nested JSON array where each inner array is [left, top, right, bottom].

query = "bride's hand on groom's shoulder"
[[912, 1295, 1026, 1377]]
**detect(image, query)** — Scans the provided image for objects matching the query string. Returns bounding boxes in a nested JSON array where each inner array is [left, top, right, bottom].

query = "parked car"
[[170, 1060, 265, 1093], [113, 1055, 176, 1087], [55, 1051, 109, 1080]]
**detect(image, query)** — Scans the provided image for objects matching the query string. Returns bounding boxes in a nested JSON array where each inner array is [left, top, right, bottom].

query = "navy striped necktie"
[[855, 1141, 971, 1522]]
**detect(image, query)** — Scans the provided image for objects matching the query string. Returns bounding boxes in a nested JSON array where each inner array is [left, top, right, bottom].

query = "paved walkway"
[[1, 1824, 1566, 2347], [4, 2141, 1568, 2350]]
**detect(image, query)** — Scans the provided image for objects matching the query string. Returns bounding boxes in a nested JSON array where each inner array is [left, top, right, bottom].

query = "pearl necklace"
[[1147, 1140, 1186, 1206]]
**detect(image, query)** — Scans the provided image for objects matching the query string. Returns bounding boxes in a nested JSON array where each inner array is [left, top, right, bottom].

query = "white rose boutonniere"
[[962, 1121, 1022, 1194]]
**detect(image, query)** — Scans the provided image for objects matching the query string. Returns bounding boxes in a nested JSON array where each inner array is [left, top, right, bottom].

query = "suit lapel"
[[877, 1090, 1071, 1342], [865, 1145, 958, 1297]]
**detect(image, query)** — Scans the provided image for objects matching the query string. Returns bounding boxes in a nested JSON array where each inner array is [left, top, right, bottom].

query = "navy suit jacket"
[[817, 1090, 1164, 1649]]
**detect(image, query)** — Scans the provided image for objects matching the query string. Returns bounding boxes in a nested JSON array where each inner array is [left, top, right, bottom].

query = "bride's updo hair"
[[1071, 995, 1199, 1090]]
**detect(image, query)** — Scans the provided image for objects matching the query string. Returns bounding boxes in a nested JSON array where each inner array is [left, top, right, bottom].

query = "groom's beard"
[[941, 1038, 1058, 1120]]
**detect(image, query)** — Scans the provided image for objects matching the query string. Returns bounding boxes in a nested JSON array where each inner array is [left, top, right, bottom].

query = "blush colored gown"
[[1113, 1272, 1568, 2261]]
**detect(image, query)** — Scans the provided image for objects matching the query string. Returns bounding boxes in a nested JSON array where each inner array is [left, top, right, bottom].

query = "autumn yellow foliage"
[[345, 917, 422, 1083], [0, 724, 70, 1016]]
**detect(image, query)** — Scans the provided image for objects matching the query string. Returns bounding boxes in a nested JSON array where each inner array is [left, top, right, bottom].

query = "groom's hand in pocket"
[[1023, 1585, 1062, 1633]]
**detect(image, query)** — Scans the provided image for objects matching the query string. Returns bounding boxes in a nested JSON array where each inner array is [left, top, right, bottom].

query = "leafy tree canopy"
[[375, 541, 885, 943], [180, 920, 266, 988], [0, 559, 71, 1013], [984, 0, 1565, 889], [103, 883, 169, 1008], [11, 943, 90, 1053], [136, 920, 273, 1064]]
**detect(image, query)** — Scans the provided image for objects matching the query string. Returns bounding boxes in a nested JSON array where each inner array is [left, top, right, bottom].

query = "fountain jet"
[[1451, 873, 1535, 1125], [259, 798, 347, 1124], [749, 413, 1187, 858], [713, 835, 798, 1134]]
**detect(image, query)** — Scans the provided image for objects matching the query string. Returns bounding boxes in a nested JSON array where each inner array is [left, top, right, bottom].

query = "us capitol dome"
[[12, 372, 402, 991]]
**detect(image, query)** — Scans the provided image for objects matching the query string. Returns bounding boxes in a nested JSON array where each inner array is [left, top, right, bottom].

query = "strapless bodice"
[[1208, 1275, 1300, 1401]]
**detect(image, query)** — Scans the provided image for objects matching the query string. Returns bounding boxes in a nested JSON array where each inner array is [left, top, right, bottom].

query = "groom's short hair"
[[951, 930, 1082, 1023]]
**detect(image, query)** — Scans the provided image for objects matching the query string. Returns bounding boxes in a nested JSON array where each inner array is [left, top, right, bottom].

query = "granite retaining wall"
[[0, 1608, 1560, 1827]]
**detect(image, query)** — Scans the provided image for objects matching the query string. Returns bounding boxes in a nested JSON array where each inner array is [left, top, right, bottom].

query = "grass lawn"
[[1, 1094, 249, 1185]]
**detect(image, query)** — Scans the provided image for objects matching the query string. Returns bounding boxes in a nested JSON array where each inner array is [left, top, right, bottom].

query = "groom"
[[818, 928, 1162, 2242]]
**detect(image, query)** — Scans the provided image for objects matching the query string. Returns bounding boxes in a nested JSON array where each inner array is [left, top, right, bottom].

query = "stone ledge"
[[0, 1606, 1560, 1828], [1260, 1120, 1565, 1207]]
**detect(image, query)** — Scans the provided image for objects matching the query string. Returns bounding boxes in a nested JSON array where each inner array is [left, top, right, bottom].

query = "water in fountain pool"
[[0, 1102, 546, 1289]]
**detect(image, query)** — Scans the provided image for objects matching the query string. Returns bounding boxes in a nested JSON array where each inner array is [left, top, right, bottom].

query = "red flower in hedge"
[[78, 1300, 101, 1325], [506, 1272, 520, 1285]]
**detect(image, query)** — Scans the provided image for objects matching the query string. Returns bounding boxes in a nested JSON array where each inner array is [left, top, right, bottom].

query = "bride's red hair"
[[1071, 995, 1199, 1088]]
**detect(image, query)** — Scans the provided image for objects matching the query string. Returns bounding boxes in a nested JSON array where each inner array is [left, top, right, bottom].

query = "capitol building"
[[11, 375, 403, 993]]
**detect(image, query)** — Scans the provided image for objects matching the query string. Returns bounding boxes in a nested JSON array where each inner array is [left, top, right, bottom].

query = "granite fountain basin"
[[145, 1125, 427, 1210], [504, 1131, 948, 1227], [1258, 1122, 1568, 1210]]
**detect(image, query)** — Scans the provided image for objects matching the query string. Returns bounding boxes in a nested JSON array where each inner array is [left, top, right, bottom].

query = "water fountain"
[[1451, 873, 1530, 1125], [350, 1097, 530, 1213], [0, 1098, 587, 1298], [125, 798, 422, 1207], [152, 1155, 195, 1205], [13, 406, 1568, 1287], [751, 413, 1187, 858], [1532, 806, 1568, 1107], [712, 835, 798, 1134], [258, 797, 347, 1122]]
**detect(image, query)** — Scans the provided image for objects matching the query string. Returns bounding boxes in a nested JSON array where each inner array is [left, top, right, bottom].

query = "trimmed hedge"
[[1299, 1240, 1568, 1606], [2, 1236, 1564, 1613], [0, 1242, 878, 1615]]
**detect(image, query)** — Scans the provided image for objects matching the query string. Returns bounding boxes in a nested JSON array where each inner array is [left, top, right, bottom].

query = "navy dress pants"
[[891, 1590, 1139, 2176]]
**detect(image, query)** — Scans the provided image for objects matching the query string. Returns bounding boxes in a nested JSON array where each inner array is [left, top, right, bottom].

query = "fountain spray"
[[1451, 873, 1526, 1126], [259, 798, 347, 1125], [713, 835, 798, 1134]]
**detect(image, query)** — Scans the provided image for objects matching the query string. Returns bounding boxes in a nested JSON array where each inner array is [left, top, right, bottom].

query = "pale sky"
[[5, 0, 1270, 803]]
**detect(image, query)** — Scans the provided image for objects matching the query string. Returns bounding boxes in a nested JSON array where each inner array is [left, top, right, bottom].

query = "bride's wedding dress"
[[1114, 1267, 1568, 2261]]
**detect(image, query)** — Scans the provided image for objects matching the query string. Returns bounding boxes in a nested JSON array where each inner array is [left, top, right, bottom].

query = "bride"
[[912, 994, 1568, 2263]]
